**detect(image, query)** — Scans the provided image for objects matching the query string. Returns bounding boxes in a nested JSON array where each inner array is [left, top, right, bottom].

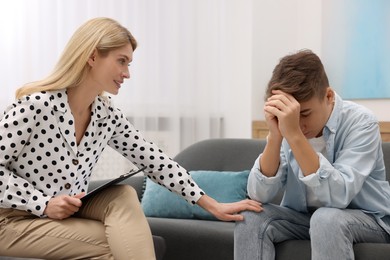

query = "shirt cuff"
[[26, 189, 50, 217], [299, 154, 330, 187], [253, 166, 282, 184]]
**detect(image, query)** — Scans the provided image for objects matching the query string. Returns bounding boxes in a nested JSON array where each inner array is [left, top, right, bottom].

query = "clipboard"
[[82, 166, 147, 201]]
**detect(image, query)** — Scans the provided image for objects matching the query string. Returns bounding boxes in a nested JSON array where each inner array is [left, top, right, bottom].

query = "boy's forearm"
[[286, 133, 319, 176], [260, 134, 283, 177]]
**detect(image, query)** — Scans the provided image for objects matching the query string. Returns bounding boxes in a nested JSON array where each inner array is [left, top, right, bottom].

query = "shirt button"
[[72, 159, 79, 165], [64, 183, 71, 189]]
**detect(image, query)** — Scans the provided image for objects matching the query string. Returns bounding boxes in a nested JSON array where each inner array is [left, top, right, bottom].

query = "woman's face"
[[88, 43, 133, 95]]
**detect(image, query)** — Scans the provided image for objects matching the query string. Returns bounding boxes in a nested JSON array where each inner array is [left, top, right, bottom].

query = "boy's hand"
[[264, 104, 282, 140], [264, 90, 302, 139]]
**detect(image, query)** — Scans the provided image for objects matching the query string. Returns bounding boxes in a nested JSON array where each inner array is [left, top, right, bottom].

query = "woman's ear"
[[88, 50, 98, 67]]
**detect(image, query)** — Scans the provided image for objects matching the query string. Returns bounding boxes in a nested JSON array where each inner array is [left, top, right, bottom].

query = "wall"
[[221, 0, 253, 138], [1, 0, 388, 142], [352, 100, 390, 121]]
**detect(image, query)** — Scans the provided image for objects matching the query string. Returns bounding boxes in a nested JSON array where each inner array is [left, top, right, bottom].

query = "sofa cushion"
[[141, 170, 250, 220]]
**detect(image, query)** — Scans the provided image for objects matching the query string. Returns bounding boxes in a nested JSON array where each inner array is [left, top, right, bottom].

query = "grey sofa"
[[136, 138, 390, 260]]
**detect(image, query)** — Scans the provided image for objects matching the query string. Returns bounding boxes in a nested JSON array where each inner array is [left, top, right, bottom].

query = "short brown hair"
[[265, 49, 329, 102]]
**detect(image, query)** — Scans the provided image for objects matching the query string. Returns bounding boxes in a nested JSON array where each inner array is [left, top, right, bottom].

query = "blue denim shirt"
[[248, 93, 390, 232]]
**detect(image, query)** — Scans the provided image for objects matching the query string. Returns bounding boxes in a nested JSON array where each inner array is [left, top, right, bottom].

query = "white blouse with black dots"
[[0, 89, 204, 217]]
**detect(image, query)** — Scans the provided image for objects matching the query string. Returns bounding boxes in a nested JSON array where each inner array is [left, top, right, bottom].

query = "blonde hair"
[[15, 17, 137, 99]]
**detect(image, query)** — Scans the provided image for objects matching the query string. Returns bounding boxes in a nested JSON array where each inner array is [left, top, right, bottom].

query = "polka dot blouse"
[[0, 89, 205, 217]]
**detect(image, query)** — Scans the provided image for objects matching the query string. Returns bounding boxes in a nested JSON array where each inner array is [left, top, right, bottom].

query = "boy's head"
[[266, 50, 335, 139], [266, 49, 329, 102]]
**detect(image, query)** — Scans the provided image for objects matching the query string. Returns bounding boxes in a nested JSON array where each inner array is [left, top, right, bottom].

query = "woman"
[[0, 17, 261, 259]]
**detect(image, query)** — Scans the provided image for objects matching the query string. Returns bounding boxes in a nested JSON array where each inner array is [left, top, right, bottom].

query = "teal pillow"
[[141, 170, 250, 220]]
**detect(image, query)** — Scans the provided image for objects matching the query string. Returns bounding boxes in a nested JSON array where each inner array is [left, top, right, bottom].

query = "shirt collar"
[[49, 89, 110, 121], [323, 92, 343, 136]]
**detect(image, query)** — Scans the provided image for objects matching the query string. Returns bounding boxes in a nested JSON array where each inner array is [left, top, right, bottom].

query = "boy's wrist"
[[266, 133, 283, 144]]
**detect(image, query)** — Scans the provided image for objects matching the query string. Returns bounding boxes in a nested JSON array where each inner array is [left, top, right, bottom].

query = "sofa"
[[140, 138, 390, 260], [2, 138, 390, 260]]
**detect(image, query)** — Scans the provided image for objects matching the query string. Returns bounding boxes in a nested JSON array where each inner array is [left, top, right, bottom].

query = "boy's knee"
[[310, 208, 347, 234], [235, 211, 263, 241], [240, 210, 268, 228], [236, 210, 273, 239]]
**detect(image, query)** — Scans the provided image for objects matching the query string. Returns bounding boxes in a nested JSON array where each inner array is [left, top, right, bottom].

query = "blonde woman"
[[0, 17, 261, 260]]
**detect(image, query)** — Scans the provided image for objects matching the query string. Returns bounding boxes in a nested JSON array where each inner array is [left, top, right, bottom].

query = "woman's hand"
[[196, 195, 262, 221], [43, 192, 84, 220]]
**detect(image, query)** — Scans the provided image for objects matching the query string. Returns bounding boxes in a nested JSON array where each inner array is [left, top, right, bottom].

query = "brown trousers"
[[0, 185, 155, 260]]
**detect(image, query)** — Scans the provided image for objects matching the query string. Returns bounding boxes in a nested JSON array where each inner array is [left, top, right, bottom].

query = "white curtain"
[[0, 0, 233, 179]]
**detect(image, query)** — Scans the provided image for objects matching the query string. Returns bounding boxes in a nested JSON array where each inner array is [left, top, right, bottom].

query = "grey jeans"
[[234, 204, 390, 260]]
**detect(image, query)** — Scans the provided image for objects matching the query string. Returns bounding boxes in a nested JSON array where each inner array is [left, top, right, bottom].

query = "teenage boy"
[[235, 49, 390, 260]]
